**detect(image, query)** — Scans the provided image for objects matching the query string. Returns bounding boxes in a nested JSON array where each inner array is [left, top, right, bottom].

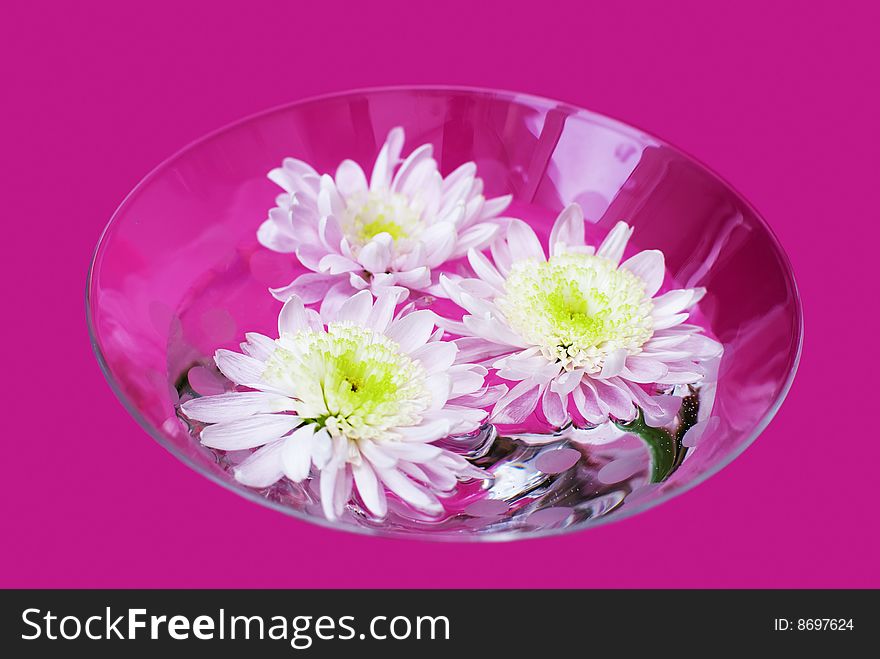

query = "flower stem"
[[613, 391, 700, 483], [671, 391, 700, 472], [614, 409, 677, 482]]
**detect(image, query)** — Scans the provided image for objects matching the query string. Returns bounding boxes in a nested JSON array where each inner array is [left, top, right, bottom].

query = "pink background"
[[2, 1, 877, 588]]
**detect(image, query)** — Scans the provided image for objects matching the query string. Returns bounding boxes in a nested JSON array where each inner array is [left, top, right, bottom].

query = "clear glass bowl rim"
[[85, 84, 804, 542]]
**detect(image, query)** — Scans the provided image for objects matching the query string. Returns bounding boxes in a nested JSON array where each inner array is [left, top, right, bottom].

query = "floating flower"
[[258, 127, 512, 312], [180, 288, 503, 520], [440, 204, 723, 428]]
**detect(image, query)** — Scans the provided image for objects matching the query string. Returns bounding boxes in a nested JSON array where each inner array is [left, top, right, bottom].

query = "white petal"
[[492, 379, 542, 424], [311, 428, 333, 468], [358, 439, 397, 469], [494, 351, 553, 380], [433, 450, 475, 472], [268, 158, 319, 190], [397, 461, 433, 488], [278, 157, 319, 178], [399, 242, 426, 271], [654, 323, 703, 335], [593, 379, 636, 420], [410, 341, 458, 374], [652, 289, 697, 316], [572, 382, 607, 424], [677, 334, 724, 360], [358, 238, 391, 274], [448, 383, 508, 408], [506, 219, 545, 262], [656, 369, 704, 385], [339, 235, 354, 259], [490, 235, 514, 275], [319, 281, 357, 317], [479, 194, 512, 220], [451, 337, 513, 363], [214, 349, 265, 386], [599, 348, 628, 379], [621, 380, 672, 424], [689, 287, 707, 305], [270, 273, 337, 304], [643, 332, 691, 350], [330, 432, 349, 464], [348, 272, 370, 291], [278, 295, 309, 336], [425, 372, 451, 409], [621, 249, 665, 297], [391, 143, 434, 194], [382, 441, 444, 462], [280, 424, 316, 482], [391, 267, 431, 289], [551, 369, 584, 396], [462, 314, 527, 348], [448, 364, 486, 395], [352, 460, 386, 517], [256, 218, 298, 253], [541, 385, 569, 427], [333, 466, 354, 518], [455, 290, 496, 320], [241, 332, 277, 361], [419, 171, 443, 220], [268, 171, 319, 200], [377, 467, 443, 514], [317, 175, 345, 218], [419, 462, 459, 491], [442, 187, 468, 224], [432, 406, 486, 434], [317, 215, 344, 253], [461, 194, 484, 226], [334, 289, 373, 325], [420, 222, 457, 268], [652, 312, 689, 330], [396, 418, 451, 442], [306, 309, 323, 331], [643, 394, 683, 427], [370, 126, 405, 190], [622, 356, 669, 383], [181, 392, 294, 423], [200, 414, 301, 450], [293, 243, 326, 271], [441, 162, 476, 200], [367, 286, 406, 332], [319, 465, 342, 520], [437, 272, 467, 306], [233, 440, 285, 488], [386, 310, 436, 353], [466, 248, 505, 290], [549, 203, 585, 256], [319, 254, 361, 274], [453, 222, 500, 255], [334, 159, 368, 198], [596, 221, 633, 265]]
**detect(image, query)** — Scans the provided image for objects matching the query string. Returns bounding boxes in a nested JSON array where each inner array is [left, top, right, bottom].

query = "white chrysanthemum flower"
[[440, 203, 723, 428], [258, 126, 512, 312], [180, 288, 504, 520]]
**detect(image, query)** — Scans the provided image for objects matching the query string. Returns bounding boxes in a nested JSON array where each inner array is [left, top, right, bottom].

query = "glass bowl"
[[87, 87, 802, 541]]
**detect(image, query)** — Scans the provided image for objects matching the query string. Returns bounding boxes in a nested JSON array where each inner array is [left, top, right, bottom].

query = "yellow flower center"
[[261, 323, 430, 442], [496, 253, 654, 372], [342, 190, 424, 249]]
